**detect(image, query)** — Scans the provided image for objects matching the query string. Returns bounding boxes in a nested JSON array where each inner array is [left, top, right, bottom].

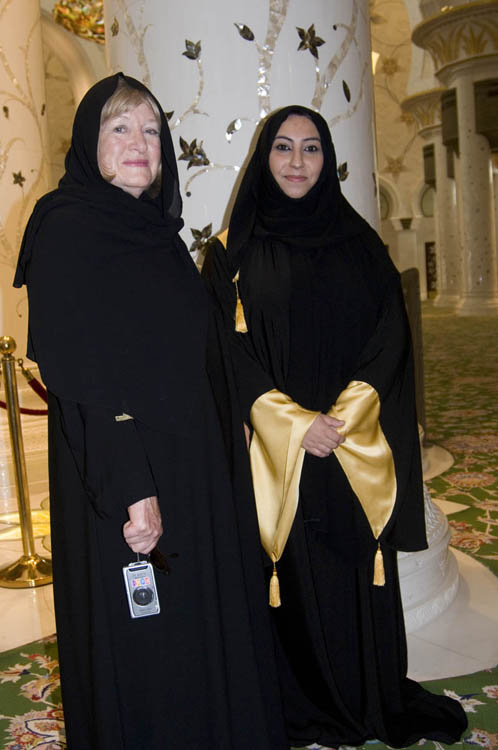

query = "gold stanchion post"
[[0, 336, 52, 587]]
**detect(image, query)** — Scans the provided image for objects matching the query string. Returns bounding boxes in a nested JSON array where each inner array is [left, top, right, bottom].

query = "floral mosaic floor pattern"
[[423, 309, 498, 581], [0, 307, 497, 749]]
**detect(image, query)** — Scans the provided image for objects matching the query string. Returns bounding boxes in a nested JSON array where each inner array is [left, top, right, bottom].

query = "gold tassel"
[[232, 271, 248, 333], [269, 562, 281, 607], [373, 542, 385, 587]]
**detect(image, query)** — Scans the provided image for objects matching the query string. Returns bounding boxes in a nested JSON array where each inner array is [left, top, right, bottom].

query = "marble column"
[[391, 218, 427, 297], [102, 0, 379, 251], [412, 1, 498, 315], [452, 69, 498, 315], [400, 86, 462, 308], [0, 0, 51, 353], [432, 130, 461, 306], [493, 158, 498, 266]]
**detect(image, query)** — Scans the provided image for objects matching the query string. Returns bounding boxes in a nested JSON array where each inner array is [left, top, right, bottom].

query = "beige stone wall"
[[43, 47, 74, 187], [371, 0, 435, 290], [372, 0, 428, 220]]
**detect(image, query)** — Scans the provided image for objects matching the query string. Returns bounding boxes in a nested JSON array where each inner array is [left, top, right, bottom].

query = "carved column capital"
[[401, 88, 444, 136], [412, 1, 498, 78]]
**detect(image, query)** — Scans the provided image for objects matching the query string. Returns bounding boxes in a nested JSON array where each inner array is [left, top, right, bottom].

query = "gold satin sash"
[[250, 383, 397, 588], [331, 380, 397, 540], [250, 390, 318, 564]]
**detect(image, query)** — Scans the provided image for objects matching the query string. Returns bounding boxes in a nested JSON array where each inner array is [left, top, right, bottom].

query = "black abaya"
[[47, 385, 286, 750], [203, 105, 467, 748], [14, 74, 288, 750]]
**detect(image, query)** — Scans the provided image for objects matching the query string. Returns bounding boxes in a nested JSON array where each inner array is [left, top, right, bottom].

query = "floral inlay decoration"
[[183, 40, 201, 61], [178, 138, 210, 169], [226, 119, 242, 143], [296, 24, 325, 59], [337, 162, 349, 181], [380, 56, 401, 77], [234, 23, 255, 42], [383, 155, 408, 178], [12, 171, 26, 187], [189, 223, 213, 254]]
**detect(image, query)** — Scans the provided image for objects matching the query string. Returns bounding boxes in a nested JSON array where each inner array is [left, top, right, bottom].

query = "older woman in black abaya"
[[203, 106, 467, 749], [14, 74, 288, 750]]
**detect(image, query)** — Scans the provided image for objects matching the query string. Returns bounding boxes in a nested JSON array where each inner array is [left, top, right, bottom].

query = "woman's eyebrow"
[[273, 135, 321, 142]]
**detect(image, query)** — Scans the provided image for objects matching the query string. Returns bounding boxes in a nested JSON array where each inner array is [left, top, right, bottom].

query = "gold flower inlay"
[[379, 56, 401, 76]]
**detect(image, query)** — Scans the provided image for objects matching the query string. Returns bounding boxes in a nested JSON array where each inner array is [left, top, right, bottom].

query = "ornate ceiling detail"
[[52, 1, 105, 44]]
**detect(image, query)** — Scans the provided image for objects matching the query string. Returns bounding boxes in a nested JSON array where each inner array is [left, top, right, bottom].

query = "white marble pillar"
[[102, 0, 379, 250], [450, 69, 498, 315], [493, 159, 498, 267], [412, 0, 498, 315], [391, 218, 427, 297], [0, 0, 51, 354], [433, 132, 461, 307]]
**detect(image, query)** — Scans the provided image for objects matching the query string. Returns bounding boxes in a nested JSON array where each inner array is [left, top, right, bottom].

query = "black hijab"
[[14, 73, 206, 433], [221, 106, 397, 403], [227, 105, 374, 267]]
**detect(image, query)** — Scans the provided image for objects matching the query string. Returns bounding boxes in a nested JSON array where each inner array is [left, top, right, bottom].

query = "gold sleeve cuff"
[[331, 380, 397, 540], [249, 389, 318, 563], [249, 382, 397, 564]]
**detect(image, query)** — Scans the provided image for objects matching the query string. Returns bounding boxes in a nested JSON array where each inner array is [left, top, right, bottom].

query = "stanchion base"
[[0, 509, 51, 541], [0, 553, 52, 588]]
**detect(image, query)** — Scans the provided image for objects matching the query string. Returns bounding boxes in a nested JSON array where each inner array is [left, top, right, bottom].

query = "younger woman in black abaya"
[[14, 74, 288, 750], [203, 106, 467, 749]]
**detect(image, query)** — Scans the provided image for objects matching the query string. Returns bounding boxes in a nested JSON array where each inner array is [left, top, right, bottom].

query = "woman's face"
[[268, 114, 324, 199], [97, 101, 161, 198]]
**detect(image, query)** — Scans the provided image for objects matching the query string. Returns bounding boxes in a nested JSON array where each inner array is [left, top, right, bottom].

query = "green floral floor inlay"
[[423, 310, 498, 580], [0, 308, 497, 749], [0, 635, 63, 748]]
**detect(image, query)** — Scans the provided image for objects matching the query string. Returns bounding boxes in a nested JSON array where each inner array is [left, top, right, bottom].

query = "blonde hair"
[[99, 78, 162, 195]]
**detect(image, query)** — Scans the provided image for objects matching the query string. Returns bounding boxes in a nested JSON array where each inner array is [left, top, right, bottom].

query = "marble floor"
[[0, 494, 497, 682]]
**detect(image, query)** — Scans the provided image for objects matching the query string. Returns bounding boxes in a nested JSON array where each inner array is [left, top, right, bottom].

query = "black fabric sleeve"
[[354, 278, 427, 551], [202, 238, 274, 423], [57, 397, 158, 519]]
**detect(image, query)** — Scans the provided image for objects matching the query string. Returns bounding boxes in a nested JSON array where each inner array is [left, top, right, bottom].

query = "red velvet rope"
[[25, 374, 48, 403], [0, 400, 48, 415], [0, 360, 49, 416], [18, 361, 47, 401]]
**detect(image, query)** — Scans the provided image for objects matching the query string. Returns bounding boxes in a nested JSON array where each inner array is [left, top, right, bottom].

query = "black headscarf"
[[220, 105, 397, 401], [14, 73, 206, 433], [227, 105, 374, 266]]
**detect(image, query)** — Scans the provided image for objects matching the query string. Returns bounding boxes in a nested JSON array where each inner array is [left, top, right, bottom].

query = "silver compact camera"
[[123, 560, 160, 618]]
